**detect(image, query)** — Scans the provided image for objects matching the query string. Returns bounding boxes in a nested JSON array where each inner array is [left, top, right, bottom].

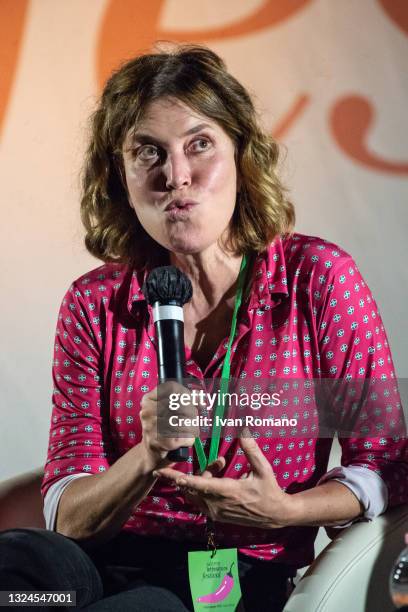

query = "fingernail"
[[153, 471, 160, 478]]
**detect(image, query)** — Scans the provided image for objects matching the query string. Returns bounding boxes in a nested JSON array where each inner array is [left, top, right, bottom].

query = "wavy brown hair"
[[81, 44, 295, 266]]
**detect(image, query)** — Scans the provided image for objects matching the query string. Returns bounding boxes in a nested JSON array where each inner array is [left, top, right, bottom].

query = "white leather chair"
[[283, 504, 408, 612]]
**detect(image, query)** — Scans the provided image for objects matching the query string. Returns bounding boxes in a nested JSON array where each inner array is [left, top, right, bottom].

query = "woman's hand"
[[140, 381, 198, 468], [154, 434, 295, 529], [56, 380, 200, 543]]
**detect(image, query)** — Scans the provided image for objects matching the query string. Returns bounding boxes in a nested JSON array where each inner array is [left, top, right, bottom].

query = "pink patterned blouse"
[[41, 233, 407, 568]]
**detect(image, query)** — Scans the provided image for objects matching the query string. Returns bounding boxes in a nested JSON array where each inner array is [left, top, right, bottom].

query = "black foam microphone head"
[[143, 266, 193, 306]]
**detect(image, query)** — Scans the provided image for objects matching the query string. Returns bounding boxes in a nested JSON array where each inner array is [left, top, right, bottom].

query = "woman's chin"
[[164, 234, 210, 256], [168, 242, 204, 255]]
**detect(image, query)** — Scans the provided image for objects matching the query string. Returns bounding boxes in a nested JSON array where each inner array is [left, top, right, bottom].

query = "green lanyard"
[[194, 254, 248, 472]]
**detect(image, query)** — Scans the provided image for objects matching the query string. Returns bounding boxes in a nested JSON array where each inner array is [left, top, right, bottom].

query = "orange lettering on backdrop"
[[0, 0, 29, 138], [272, 95, 310, 140], [97, 0, 312, 89], [97, 0, 164, 89], [155, 0, 312, 42], [330, 96, 408, 175], [378, 0, 408, 37]]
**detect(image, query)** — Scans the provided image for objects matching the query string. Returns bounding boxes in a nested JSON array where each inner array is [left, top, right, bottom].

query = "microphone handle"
[[155, 318, 189, 462]]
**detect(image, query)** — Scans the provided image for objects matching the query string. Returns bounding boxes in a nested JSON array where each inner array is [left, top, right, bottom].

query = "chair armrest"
[[0, 469, 45, 531], [283, 504, 408, 612]]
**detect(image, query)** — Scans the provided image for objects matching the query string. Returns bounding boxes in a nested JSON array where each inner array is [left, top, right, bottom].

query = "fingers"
[[239, 429, 271, 476], [155, 380, 190, 400], [155, 469, 224, 497], [201, 457, 226, 479], [239, 471, 254, 480], [140, 382, 199, 456]]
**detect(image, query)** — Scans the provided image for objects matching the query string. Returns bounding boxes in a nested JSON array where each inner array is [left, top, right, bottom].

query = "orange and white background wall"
[[1, 0, 407, 479]]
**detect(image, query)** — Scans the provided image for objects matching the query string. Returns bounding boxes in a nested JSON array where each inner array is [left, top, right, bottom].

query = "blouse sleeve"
[[41, 281, 115, 499], [315, 256, 408, 510]]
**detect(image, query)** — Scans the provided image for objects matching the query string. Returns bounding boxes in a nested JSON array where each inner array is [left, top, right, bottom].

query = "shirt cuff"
[[316, 465, 389, 528], [43, 473, 92, 530]]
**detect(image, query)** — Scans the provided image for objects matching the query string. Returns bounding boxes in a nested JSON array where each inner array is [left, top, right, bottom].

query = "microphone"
[[143, 266, 193, 462]]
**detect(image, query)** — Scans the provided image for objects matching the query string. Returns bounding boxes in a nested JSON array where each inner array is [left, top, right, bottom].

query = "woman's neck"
[[169, 245, 243, 316]]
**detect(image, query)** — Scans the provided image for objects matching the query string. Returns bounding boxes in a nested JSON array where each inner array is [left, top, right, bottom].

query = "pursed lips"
[[164, 199, 198, 212]]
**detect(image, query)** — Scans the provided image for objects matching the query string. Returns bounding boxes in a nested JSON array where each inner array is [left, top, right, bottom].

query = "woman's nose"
[[163, 153, 192, 190]]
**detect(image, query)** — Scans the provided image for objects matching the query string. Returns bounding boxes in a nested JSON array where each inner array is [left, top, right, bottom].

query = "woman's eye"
[[137, 145, 159, 160], [189, 138, 211, 153]]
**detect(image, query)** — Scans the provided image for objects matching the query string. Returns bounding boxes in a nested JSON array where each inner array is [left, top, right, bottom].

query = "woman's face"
[[122, 97, 238, 256]]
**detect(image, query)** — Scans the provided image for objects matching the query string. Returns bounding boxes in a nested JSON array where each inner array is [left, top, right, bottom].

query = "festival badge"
[[188, 548, 244, 611]]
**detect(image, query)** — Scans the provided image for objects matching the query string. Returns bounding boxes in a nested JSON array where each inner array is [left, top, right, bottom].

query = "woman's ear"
[[117, 161, 126, 188], [116, 159, 133, 207], [233, 146, 242, 194], [236, 172, 242, 194]]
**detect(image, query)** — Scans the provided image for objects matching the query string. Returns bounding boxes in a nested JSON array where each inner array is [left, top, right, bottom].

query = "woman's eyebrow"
[[183, 122, 213, 135], [130, 122, 214, 146]]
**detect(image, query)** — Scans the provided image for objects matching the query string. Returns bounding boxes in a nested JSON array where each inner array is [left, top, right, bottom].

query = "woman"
[[0, 44, 406, 612]]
